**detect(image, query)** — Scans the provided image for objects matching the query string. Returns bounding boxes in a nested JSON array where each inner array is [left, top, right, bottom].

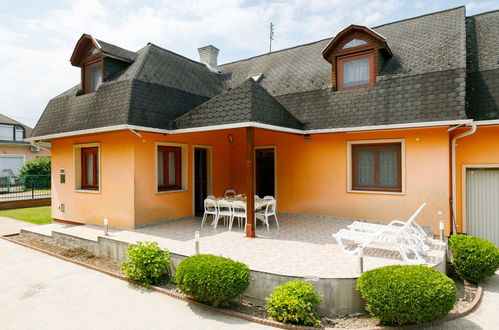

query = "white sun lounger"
[[332, 221, 428, 265], [347, 203, 430, 244]]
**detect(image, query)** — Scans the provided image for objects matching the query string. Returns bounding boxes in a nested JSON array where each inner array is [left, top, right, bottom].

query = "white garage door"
[[466, 168, 499, 247], [0, 155, 25, 176]]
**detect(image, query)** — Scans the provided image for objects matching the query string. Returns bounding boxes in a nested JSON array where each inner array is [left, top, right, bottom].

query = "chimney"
[[198, 45, 219, 69]]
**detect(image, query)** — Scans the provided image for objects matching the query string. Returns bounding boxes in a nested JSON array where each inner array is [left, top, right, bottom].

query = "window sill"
[[348, 189, 405, 196], [75, 189, 101, 194], [155, 189, 188, 195]]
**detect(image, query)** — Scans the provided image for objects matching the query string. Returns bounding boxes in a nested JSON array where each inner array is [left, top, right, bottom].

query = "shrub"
[[120, 241, 172, 286], [175, 254, 250, 307], [19, 156, 51, 176], [357, 265, 456, 325], [449, 234, 499, 283], [266, 280, 322, 327]]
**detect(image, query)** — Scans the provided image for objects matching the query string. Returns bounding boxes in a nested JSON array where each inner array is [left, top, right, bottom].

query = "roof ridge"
[[146, 43, 207, 68], [218, 38, 331, 67], [372, 6, 465, 29], [468, 8, 499, 17]]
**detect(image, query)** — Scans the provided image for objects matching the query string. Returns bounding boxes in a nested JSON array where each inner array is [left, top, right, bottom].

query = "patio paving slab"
[[26, 215, 446, 279], [0, 217, 37, 236]]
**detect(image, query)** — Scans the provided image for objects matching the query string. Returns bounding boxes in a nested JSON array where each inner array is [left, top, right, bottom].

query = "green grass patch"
[[0, 206, 52, 224]]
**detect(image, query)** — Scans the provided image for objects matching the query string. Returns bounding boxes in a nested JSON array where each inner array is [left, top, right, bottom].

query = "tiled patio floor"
[[27, 215, 445, 278]]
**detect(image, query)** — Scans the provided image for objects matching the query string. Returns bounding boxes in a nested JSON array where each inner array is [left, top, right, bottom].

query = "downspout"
[[30, 140, 51, 152], [451, 124, 477, 235]]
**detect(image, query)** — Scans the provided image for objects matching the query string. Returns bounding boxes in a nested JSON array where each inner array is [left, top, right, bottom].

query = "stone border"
[[1, 235, 483, 330]]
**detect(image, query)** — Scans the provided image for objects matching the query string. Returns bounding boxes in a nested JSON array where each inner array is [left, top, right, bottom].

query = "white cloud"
[[2, 0, 484, 127]]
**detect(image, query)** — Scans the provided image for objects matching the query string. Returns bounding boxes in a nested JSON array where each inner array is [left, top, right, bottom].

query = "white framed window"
[[15, 126, 24, 141], [0, 124, 14, 141]]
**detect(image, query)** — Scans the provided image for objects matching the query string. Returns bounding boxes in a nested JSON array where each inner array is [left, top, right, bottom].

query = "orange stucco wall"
[[246, 127, 450, 234], [453, 125, 499, 234], [51, 131, 136, 228], [51, 126, 452, 233]]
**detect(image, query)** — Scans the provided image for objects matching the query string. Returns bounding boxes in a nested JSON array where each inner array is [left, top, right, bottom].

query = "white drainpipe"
[[451, 124, 477, 234]]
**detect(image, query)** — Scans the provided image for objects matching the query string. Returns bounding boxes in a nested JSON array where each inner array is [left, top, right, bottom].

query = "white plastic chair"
[[255, 199, 279, 231], [212, 199, 233, 229], [263, 196, 275, 200], [206, 195, 216, 200], [347, 203, 430, 244], [224, 189, 236, 197], [230, 201, 246, 231], [201, 198, 217, 227]]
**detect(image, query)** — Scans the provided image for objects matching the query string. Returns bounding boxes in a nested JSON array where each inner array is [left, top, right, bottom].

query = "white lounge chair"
[[347, 203, 430, 244], [332, 225, 427, 265]]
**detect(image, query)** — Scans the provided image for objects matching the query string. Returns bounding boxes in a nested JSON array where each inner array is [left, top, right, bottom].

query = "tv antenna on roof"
[[269, 22, 274, 53]]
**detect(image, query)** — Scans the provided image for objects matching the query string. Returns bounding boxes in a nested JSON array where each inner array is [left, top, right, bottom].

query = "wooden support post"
[[245, 127, 256, 238]]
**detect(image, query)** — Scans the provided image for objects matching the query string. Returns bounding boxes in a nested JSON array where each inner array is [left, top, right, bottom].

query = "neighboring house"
[[27, 7, 499, 245], [0, 114, 50, 176]]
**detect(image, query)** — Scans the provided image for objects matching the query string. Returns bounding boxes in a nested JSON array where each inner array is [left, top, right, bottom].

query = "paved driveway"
[[0, 239, 268, 330]]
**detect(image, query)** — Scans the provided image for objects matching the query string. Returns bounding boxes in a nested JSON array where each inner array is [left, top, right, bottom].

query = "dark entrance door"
[[194, 148, 208, 216], [256, 148, 275, 198]]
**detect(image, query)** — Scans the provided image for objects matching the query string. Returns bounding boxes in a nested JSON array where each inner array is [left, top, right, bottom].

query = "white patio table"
[[215, 197, 270, 211]]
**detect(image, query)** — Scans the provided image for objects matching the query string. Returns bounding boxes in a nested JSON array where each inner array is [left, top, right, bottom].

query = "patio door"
[[256, 148, 275, 198], [194, 148, 208, 216]]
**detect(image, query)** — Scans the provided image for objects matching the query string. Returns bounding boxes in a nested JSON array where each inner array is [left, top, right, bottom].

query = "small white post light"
[[358, 248, 364, 275], [195, 231, 200, 255], [439, 220, 445, 242], [103, 217, 109, 236]]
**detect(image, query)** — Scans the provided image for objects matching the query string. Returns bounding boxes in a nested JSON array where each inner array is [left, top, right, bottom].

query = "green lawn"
[[0, 206, 52, 224]]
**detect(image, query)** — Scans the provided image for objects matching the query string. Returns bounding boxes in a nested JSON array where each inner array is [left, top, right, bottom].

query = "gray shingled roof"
[[32, 6, 496, 138], [218, 7, 466, 96], [465, 10, 499, 120], [32, 43, 221, 137], [176, 79, 303, 130]]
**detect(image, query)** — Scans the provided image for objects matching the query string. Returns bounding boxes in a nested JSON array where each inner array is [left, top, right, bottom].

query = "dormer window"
[[338, 51, 374, 89], [322, 25, 392, 91], [84, 62, 102, 93], [342, 39, 367, 49]]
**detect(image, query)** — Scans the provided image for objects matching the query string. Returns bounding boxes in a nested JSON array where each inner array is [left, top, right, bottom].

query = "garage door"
[[466, 168, 499, 247], [0, 155, 25, 176]]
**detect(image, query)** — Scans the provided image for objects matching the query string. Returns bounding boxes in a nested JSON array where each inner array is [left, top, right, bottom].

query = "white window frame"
[[347, 139, 406, 195], [155, 142, 188, 194], [73, 142, 101, 193]]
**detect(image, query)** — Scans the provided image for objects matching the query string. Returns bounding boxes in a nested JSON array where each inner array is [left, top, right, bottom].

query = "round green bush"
[[357, 265, 456, 325], [449, 235, 499, 283], [266, 280, 322, 326], [120, 241, 172, 286], [175, 254, 250, 307]]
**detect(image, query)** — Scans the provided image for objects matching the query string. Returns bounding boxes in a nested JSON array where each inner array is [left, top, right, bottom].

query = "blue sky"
[[1, 0, 498, 127]]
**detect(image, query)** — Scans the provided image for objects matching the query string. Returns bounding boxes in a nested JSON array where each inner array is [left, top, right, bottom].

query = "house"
[[0, 114, 50, 176], [27, 7, 499, 244]]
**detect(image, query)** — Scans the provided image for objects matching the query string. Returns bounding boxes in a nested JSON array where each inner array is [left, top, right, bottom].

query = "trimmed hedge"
[[266, 280, 322, 327], [175, 254, 250, 307], [357, 265, 456, 325], [449, 235, 499, 283], [120, 241, 172, 286]]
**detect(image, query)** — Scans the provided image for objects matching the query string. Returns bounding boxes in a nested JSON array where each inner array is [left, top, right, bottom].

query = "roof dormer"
[[70, 34, 137, 95], [322, 25, 392, 91]]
